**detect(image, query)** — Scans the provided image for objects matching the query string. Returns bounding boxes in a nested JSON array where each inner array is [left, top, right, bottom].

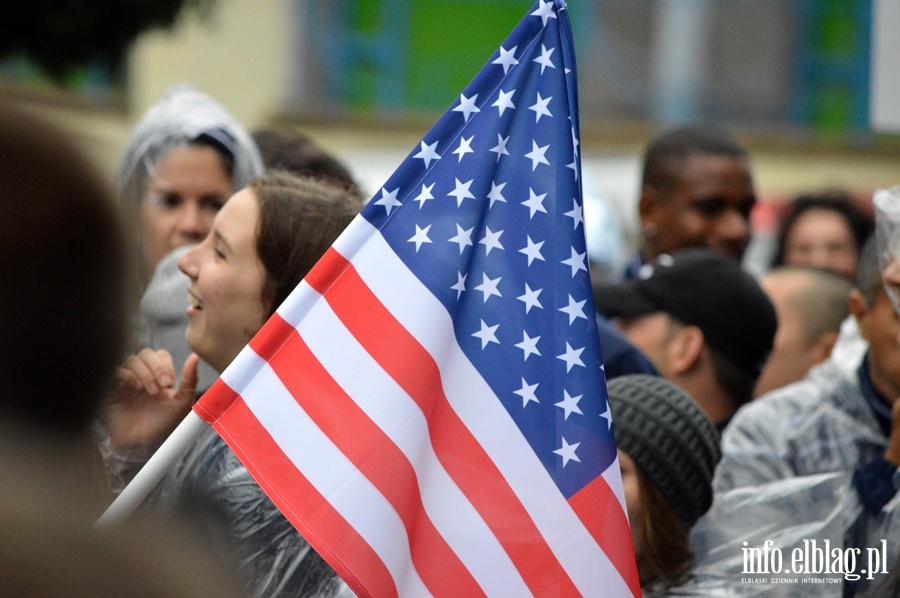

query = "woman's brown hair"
[[250, 170, 365, 317], [634, 465, 693, 588]]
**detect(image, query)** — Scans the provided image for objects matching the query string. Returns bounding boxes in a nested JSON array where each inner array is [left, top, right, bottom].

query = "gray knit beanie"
[[607, 374, 721, 528]]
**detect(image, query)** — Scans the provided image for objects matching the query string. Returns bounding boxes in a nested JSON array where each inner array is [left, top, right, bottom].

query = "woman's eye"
[[156, 193, 181, 209], [201, 197, 226, 213]]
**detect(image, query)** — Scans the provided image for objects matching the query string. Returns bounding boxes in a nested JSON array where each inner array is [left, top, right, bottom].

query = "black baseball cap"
[[593, 248, 777, 378]]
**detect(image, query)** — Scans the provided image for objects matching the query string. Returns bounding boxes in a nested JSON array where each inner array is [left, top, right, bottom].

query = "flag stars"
[[413, 140, 441, 169], [557, 342, 585, 372], [563, 198, 584, 229], [532, 44, 556, 75], [559, 295, 588, 325], [515, 330, 541, 361], [599, 401, 612, 430], [519, 236, 545, 266], [448, 224, 474, 254], [555, 390, 584, 420], [492, 89, 516, 116], [413, 182, 435, 209], [525, 141, 550, 171], [453, 93, 480, 122], [474, 272, 502, 303], [529, 93, 553, 122], [554, 437, 581, 468], [562, 247, 588, 277], [374, 187, 402, 215], [448, 178, 475, 207], [472, 319, 500, 349], [531, 0, 558, 27], [487, 180, 507, 208], [453, 135, 475, 162], [478, 226, 504, 255], [521, 187, 548, 218], [450, 271, 467, 299], [492, 45, 519, 74], [514, 378, 540, 408], [408, 224, 432, 252], [489, 133, 510, 162], [517, 283, 543, 313]]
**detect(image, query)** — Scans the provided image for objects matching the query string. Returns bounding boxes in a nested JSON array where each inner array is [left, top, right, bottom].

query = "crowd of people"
[[1, 80, 896, 596]]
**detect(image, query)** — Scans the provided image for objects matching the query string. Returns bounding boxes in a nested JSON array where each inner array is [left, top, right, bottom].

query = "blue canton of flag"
[[363, 0, 615, 499]]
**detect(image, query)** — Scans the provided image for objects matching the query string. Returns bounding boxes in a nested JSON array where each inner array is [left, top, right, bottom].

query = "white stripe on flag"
[[332, 218, 630, 596], [220, 352, 431, 597], [296, 286, 531, 596]]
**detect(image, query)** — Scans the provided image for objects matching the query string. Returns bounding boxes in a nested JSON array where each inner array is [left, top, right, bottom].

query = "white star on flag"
[[519, 236, 545, 266], [448, 178, 475, 206], [531, 0, 558, 27], [453, 135, 475, 161], [413, 140, 441, 168], [374, 187, 401, 215], [448, 223, 474, 254], [525, 141, 550, 170], [453, 93, 481, 122], [487, 180, 507, 208], [413, 182, 435, 208], [517, 283, 543, 313], [559, 295, 587, 325], [472, 319, 500, 349], [522, 187, 548, 218], [492, 89, 516, 116], [514, 378, 540, 408], [557, 342, 585, 372], [489, 134, 510, 161], [515, 330, 542, 361], [492, 45, 519, 74], [408, 224, 432, 252], [474, 272, 502, 303], [529, 92, 553, 122], [599, 402, 612, 430], [563, 198, 583, 228], [479, 226, 504, 255], [555, 390, 584, 420], [553, 437, 581, 467], [562, 247, 588, 277], [533, 44, 556, 74], [450, 271, 467, 299]]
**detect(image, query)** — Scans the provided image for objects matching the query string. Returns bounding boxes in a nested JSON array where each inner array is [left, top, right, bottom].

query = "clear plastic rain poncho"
[[149, 427, 355, 597]]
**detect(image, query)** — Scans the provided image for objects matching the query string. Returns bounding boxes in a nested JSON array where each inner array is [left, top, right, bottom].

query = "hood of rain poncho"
[[118, 84, 265, 207]]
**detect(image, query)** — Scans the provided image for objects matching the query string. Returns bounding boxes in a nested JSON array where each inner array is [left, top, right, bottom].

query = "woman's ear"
[[849, 289, 870, 342], [665, 325, 705, 374]]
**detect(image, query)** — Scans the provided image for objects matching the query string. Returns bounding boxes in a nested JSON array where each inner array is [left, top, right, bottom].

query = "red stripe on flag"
[[303, 247, 582, 596], [256, 314, 487, 597], [569, 475, 642, 597], [195, 383, 397, 598]]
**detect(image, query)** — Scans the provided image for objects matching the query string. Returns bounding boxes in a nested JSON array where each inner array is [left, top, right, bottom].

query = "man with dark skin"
[[625, 125, 756, 277]]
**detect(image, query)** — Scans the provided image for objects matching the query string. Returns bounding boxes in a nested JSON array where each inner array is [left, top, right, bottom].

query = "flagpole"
[[95, 410, 207, 529]]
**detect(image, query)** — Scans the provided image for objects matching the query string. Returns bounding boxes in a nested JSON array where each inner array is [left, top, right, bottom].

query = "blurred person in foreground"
[[594, 248, 777, 433], [623, 125, 756, 279], [753, 266, 853, 397], [0, 99, 242, 597]]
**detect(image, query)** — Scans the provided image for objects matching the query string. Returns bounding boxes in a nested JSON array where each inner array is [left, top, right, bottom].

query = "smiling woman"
[[105, 170, 363, 597]]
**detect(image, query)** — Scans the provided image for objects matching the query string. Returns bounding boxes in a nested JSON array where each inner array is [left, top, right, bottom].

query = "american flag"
[[194, 1, 640, 595]]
